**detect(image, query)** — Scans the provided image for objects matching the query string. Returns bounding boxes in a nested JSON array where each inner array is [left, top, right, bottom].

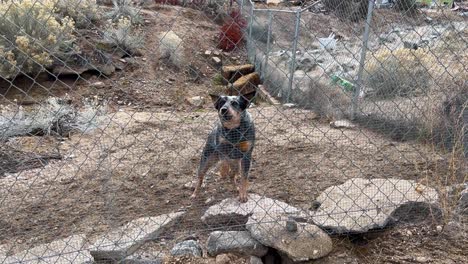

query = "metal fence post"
[[263, 10, 273, 83], [287, 11, 301, 103], [352, 0, 375, 120]]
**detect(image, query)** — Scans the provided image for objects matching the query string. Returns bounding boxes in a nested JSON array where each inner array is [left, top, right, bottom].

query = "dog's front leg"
[[238, 155, 252, 203], [191, 151, 218, 200]]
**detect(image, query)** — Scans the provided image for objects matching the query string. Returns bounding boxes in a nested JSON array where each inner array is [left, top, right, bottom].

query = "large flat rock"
[[206, 231, 268, 257], [246, 214, 332, 262], [89, 212, 184, 261], [201, 194, 306, 226], [1, 235, 92, 264], [311, 178, 440, 234]]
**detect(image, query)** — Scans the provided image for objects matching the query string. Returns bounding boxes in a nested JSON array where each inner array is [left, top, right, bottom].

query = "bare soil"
[[0, 4, 466, 264]]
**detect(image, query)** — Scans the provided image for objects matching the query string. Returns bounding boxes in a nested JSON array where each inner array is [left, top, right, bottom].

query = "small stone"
[[415, 256, 430, 263], [406, 230, 413, 236], [286, 219, 298, 232], [170, 240, 202, 257], [216, 254, 233, 264], [283, 103, 295, 108], [205, 197, 213, 205], [142, 58, 147, 61], [89, 81, 105, 88], [213, 50, 221, 56], [204, 50, 212, 56], [330, 120, 356, 129], [212, 56, 222, 65], [185, 96, 205, 107], [250, 256, 263, 264], [436, 225, 442, 232]]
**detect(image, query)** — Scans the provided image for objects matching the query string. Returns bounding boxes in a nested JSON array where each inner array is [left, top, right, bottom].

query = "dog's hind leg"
[[191, 152, 218, 200]]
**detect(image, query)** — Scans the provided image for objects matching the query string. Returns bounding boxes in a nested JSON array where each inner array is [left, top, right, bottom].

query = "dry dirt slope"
[[0, 105, 465, 263]]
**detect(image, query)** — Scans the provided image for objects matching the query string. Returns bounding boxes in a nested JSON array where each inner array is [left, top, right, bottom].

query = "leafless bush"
[[0, 97, 108, 140]]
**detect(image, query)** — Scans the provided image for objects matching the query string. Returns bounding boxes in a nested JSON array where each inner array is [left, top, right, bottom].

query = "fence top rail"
[[300, 0, 323, 12]]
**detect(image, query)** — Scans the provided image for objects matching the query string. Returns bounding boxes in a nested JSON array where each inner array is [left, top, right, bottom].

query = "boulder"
[[1, 234, 92, 264], [311, 178, 440, 234], [246, 213, 333, 262], [171, 240, 202, 257], [89, 212, 185, 261], [250, 256, 263, 264], [206, 231, 268, 257], [201, 194, 306, 226]]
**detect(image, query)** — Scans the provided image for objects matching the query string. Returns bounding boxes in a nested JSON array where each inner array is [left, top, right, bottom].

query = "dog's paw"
[[238, 195, 248, 203]]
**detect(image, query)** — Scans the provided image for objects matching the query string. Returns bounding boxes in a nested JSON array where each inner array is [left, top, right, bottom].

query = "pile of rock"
[[170, 178, 442, 263], [1, 178, 452, 264]]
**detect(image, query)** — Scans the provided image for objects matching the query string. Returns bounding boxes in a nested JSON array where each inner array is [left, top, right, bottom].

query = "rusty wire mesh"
[[0, 0, 467, 263]]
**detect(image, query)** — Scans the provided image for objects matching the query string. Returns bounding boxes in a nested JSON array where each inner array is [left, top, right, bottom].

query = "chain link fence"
[[0, 0, 467, 263]]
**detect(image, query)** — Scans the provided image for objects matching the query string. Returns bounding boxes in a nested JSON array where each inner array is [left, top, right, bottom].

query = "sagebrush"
[[103, 17, 144, 55], [0, 0, 75, 79], [55, 0, 102, 29], [107, 0, 143, 25]]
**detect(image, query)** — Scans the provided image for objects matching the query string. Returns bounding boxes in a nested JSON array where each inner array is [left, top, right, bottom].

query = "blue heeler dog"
[[191, 91, 256, 203]]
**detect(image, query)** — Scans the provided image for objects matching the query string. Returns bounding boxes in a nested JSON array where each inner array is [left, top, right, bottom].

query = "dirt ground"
[[0, 3, 467, 264]]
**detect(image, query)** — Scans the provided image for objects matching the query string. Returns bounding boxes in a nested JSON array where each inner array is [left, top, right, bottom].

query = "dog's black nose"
[[220, 108, 228, 114]]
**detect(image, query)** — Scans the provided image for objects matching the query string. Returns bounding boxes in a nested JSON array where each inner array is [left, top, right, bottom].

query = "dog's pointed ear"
[[239, 90, 256, 110], [209, 93, 222, 110]]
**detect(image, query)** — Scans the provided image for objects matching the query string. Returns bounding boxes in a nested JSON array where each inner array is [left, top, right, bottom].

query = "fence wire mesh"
[[0, 0, 467, 263]]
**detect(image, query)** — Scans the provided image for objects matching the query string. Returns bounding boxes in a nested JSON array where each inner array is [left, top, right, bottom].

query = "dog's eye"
[[231, 101, 239, 107]]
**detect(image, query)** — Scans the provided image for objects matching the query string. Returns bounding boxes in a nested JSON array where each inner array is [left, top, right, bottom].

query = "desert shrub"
[[395, 0, 417, 12], [107, 0, 143, 25], [0, 0, 76, 79], [103, 17, 144, 55], [218, 9, 247, 51], [322, 0, 368, 21], [158, 30, 185, 69], [364, 48, 436, 99], [0, 97, 108, 139], [55, 0, 102, 29], [292, 78, 351, 119]]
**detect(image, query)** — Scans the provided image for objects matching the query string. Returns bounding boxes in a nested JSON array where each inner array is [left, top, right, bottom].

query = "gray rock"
[[250, 256, 263, 264], [1, 235, 92, 264], [312, 178, 440, 234], [285, 219, 298, 232], [89, 212, 185, 261], [201, 194, 306, 226], [170, 240, 202, 257], [246, 213, 333, 262], [207, 231, 268, 257]]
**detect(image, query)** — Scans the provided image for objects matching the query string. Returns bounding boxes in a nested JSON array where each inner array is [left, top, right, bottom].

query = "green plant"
[[212, 73, 225, 85], [55, 0, 102, 29], [0, 0, 76, 79], [107, 0, 143, 25], [103, 17, 144, 55], [364, 48, 436, 99]]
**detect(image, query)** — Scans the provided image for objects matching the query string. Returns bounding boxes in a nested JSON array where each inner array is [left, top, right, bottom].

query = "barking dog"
[[191, 91, 256, 203]]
